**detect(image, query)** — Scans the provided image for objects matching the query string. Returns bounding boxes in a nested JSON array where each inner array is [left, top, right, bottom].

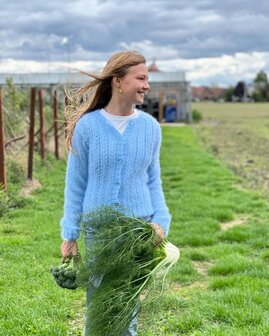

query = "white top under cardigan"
[[100, 108, 140, 134]]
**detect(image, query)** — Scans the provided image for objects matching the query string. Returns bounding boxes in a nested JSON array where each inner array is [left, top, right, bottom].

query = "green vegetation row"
[[2, 79, 65, 140]]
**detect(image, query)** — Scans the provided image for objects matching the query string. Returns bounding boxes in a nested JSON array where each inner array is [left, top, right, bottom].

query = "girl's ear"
[[113, 77, 121, 88]]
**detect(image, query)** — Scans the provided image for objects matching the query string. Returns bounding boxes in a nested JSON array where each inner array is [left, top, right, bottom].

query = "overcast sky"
[[0, 0, 269, 86]]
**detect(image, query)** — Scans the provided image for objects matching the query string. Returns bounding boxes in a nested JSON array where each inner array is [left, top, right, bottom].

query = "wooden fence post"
[[38, 89, 45, 159], [27, 88, 36, 180], [158, 91, 164, 123], [0, 87, 6, 190], [53, 91, 59, 159]]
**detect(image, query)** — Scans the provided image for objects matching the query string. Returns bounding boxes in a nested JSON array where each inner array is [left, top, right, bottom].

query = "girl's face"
[[117, 63, 150, 105]]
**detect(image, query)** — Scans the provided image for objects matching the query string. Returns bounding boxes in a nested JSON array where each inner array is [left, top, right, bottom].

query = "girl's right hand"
[[150, 223, 165, 246], [61, 240, 78, 263]]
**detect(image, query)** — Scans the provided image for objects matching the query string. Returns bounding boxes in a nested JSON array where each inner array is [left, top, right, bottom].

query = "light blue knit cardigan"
[[60, 109, 171, 240]]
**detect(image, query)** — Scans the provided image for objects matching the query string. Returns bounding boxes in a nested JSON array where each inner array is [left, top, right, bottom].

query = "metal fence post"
[[53, 90, 59, 159], [0, 87, 6, 190], [64, 93, 68, 140], [38, 89, 46, 159], [27, 88, 36, 180]]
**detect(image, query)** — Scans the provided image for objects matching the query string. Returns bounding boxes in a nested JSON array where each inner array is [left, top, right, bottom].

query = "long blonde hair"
[[65, 50, 146, 150]]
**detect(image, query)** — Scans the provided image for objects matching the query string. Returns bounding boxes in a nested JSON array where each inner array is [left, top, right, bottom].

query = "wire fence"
[[0, 86, 67, 191]]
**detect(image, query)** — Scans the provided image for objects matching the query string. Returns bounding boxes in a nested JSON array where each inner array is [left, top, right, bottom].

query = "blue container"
[[165, 105, 176, 122]]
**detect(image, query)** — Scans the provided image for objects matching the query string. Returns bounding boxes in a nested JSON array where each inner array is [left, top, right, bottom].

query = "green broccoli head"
[[50, 259, 79, 290]]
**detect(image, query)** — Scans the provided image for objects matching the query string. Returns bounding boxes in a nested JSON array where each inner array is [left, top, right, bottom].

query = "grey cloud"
[[0, 0, 268, 63]]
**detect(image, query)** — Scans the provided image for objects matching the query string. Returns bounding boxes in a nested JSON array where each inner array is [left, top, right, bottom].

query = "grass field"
[[1, 106, 269, 335], [193, 102, 269, 196]]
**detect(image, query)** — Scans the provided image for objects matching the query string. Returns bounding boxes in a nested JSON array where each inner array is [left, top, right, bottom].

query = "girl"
[[60, 50, 171, 335]]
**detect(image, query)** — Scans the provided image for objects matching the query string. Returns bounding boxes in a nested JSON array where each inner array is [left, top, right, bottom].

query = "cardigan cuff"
[[61, 226, 81, 241], [151, 215, 172, 236]]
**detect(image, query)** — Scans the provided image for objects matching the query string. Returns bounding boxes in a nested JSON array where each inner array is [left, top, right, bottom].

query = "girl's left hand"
[[61, 240, 78, 263], [150, 222, 165, 245]]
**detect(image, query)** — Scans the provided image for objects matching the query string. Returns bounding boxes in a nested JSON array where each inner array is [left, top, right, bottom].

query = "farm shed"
[[0, 67, 192, 122], [142, 68, 191, 122]]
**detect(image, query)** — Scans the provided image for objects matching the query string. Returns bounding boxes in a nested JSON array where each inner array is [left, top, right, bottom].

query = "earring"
[[118, 88, 122, 93]]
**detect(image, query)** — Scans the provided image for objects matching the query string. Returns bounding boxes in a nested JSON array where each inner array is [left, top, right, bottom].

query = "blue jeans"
[[83, 214, 153, 336]]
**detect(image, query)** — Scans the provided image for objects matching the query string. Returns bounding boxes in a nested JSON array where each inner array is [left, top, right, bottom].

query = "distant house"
[[147, 60, 161, 73], [191, 86, 225, 101]]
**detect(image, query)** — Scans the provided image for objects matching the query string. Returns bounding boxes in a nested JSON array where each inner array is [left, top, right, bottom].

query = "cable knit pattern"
[[60, 109, 171, 240]]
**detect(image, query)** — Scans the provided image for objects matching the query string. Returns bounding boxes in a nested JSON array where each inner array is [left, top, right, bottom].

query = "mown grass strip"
[[0, 156, 85, 335], [1, 125, 269, 335]]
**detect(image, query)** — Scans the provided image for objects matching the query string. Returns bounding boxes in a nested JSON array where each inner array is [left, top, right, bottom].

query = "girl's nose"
[[144, 81, 150, 91]]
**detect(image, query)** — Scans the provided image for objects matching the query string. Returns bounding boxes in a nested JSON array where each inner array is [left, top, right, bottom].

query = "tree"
[[233, 81, 246, 102], [253, 70, 269, 101], [3, 78, 29, 138], [224, 86, 234, 102], [254, 70, 268, 84]]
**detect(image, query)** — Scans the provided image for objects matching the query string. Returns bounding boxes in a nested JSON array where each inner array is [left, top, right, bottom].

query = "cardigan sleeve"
[[60, 118, 89, 240], [147, 124, 171, 236]]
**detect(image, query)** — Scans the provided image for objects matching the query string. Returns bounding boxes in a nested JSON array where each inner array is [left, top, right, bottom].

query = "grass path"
[[1, 125, 269, 335]]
